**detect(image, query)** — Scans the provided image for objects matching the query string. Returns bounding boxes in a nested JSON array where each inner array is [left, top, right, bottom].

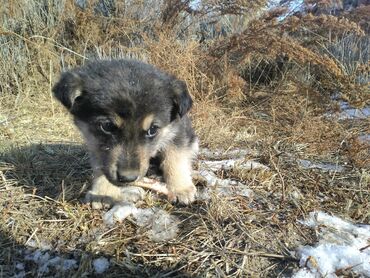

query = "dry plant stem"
[[270, 157, 285, 203], [133, 178, 169, 196]]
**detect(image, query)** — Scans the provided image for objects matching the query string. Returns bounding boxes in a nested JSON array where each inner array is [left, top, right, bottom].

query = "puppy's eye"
[[99, 121, 117, 134], [146, 125, 159, 138]]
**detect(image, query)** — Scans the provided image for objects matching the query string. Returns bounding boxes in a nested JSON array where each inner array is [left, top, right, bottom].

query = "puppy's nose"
[[116, 172, 138, 183]]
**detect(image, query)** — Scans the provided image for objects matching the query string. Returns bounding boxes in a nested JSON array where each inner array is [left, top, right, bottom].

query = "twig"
[[133, 177, 169, 196]]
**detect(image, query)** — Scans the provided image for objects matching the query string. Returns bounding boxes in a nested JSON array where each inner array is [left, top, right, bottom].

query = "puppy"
[[53, 59, 198, 207]]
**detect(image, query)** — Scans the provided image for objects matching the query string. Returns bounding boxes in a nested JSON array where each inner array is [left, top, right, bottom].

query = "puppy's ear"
[[171, 79, 193, 118], [52, 71, 83, 110]]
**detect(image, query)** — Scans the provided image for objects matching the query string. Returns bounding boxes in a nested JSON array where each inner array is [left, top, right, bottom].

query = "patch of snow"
[[196, 169, 253, 199], [269, 0, 305, 20], [102, 202, 137, 226], [326, 101, 370, 120], [284, 0, 305, 14], [189, 0, 200, 10], [93, 257, 110, 274], [358, 134, 370, 143], [293, 211, 370, 278], [297, 159, 344, 172], [197, 169, 235, 186], [15, 263, 24, 270], [200, 158, 269, 172], [136, 209, 179, 242], [131, 207, 157, 227], [103, 205, 180, 242], [292, 268, 315, 278], [336, 107, 370, 120], [24, 249, 77, 274]]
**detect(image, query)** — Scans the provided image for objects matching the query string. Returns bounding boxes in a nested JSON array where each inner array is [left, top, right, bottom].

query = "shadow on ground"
[[0, 143, 196, 277], [0, 229, 195, 277], [0, 143, 91, 201]]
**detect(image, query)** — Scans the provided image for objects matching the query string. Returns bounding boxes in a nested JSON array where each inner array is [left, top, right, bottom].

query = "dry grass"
[[0, 1, 369, 277]]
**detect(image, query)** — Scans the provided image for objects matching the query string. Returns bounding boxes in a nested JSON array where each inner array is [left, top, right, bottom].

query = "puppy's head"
[[53, 59, 192, 185]]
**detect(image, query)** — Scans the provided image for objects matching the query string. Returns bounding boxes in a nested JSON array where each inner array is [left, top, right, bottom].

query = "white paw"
[[85, 186, 145, 209], [85, 191, 114, 209], [168, 183, 197, 205]]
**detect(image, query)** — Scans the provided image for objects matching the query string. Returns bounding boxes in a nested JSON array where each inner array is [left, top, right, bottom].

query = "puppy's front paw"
[[86, 176, 145, 209], [86, 186, 145, 209], [85, 191, 114, 210], [168, 183, 197, 205]]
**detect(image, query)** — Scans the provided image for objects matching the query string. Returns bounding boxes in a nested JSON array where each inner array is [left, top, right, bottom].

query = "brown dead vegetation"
[[0, 0, 369, 277]]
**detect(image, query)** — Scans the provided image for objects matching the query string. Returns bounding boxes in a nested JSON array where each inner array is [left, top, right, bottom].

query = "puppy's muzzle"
[[116, 170, 139, 183]]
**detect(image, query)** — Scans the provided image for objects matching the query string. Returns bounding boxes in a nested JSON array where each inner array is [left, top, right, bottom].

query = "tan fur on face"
[[113, 113, 124, 127], [107, 145, 123, 175], [152, 124, 179, 155], [141, 114, 154, 131], [75, 120, 102, 173], [75, 120, 119, 175], [76, 120, 150, 178], [161, 142, 198, 204], [137, 145, 151, 177]]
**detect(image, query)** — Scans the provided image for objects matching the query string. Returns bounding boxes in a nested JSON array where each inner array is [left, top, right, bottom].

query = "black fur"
[[53, 71, 83, 110], [53, 59, 197, 186], [53, 60, 193, 123]]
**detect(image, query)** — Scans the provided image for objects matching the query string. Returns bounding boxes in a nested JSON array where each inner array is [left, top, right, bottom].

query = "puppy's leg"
[[85, 175, 121, 209], [86, 173, 145, 209], [162, 144, 197, 204]]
